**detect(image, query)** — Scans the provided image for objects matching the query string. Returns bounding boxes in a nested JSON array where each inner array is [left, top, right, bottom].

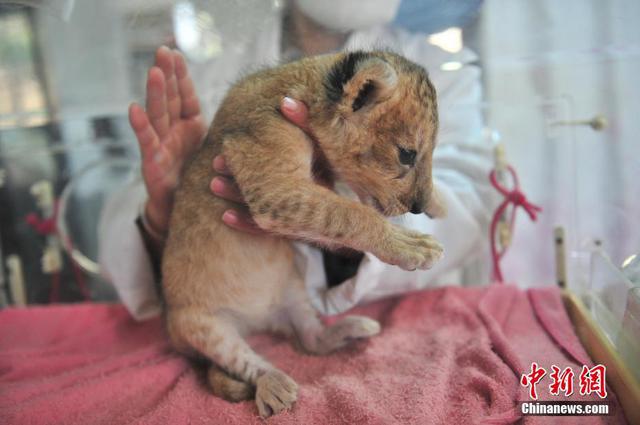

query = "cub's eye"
[[398, 147, 417, 166]]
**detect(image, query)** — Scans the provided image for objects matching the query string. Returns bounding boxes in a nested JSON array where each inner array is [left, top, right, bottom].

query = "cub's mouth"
[[349, 186, 406, 217]]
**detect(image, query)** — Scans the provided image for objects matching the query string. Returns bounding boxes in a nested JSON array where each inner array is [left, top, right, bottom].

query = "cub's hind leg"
[[167, 309, 298, 417], [284, 285, 381, 355], [208, 365, 253, 402]]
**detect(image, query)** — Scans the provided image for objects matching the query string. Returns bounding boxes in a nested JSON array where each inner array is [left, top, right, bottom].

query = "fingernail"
[[282, 96, 297, 111], [222, 210, 237, 224], [211, 177, 225, 193], [213, 156, 225, 172]]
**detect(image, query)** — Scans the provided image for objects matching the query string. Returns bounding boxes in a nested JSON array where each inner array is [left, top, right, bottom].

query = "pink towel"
[[0, 285, 627, 424]]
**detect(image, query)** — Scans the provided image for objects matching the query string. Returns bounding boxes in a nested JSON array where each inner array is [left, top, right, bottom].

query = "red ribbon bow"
[[25, 213, 57, 236], [24, 200, 89, 302], [489, 165, 542, 283]]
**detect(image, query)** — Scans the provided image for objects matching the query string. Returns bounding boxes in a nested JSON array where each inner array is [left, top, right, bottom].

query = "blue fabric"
[[393, 0, 484, 34]]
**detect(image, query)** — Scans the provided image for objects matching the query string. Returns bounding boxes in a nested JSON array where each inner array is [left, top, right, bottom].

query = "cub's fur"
[[162, 50, 445, 417]]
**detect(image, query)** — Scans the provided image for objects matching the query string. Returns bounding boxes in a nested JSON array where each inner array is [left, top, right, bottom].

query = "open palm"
[[129, 46, 207, 235], [130, 46, 312, 239]]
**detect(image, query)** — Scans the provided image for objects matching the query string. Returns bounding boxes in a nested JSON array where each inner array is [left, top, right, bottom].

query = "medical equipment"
[[486, 141, 638, 422], [26, 180, 73, 302], [56, 158, 139, 276], [6, 255, 27, 306], [622, 254, 640, 286], [0, 118, 138, 304], [488, 143, 542, 283], [551, 114, 609, 132], [557, 229, 640, 424]]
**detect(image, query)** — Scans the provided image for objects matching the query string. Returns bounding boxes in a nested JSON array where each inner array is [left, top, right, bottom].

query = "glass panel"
[[588, 250, 639, 380], [0, 0, 637, 309]]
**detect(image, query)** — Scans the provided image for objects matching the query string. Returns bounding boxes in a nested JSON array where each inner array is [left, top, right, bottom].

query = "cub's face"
[[314, 51, 446, 218]]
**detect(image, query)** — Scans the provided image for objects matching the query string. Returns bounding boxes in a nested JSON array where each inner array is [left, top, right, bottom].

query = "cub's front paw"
[[255, 370, 298, 418], [378, 227, 444, 271]]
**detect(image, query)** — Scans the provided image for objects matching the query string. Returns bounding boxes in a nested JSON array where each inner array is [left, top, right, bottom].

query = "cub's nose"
[[410, 202, 422, 215]]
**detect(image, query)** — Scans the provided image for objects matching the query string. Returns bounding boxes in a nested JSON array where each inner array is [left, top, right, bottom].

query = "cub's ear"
[[325, 51, 398, 113]]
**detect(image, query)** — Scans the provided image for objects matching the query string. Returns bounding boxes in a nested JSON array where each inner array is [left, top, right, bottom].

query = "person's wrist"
[[142, 201, 169, 243]]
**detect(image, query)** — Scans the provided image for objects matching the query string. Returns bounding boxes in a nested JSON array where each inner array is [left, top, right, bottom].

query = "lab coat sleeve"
[[303, 32, 497, 315], [97, 178, 162, 320]]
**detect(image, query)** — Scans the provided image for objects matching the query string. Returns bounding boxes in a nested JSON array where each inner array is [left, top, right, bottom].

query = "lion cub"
[[162, 50, 445, 417]]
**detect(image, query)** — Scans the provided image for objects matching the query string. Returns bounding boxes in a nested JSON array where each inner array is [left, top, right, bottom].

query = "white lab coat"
[[98, 20, 496, 320]]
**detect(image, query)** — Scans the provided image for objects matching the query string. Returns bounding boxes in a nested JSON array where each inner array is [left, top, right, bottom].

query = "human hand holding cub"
[[130, 47, 310, 241], [210, 97, 312, 235]]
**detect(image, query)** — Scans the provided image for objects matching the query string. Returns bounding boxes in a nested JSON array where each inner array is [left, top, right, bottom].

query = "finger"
[[173, 49, 201, 118], [212, 155, 233, 176], [281, 97, 310, 132], [210, 176, 244, 203], [130, 103, 176, 193], [222, 210, 265, 235], [145, 66, 171, 139], [155, 46, 181, 125], [129, 102, 160, 161]]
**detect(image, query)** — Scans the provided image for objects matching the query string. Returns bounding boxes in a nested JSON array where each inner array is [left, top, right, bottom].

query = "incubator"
[[0, 0, 638, 419]]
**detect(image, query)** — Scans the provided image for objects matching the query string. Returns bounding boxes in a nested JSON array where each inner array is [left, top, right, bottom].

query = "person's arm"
[[100, 46, 205, 319], [98, 180, 161, 320]]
